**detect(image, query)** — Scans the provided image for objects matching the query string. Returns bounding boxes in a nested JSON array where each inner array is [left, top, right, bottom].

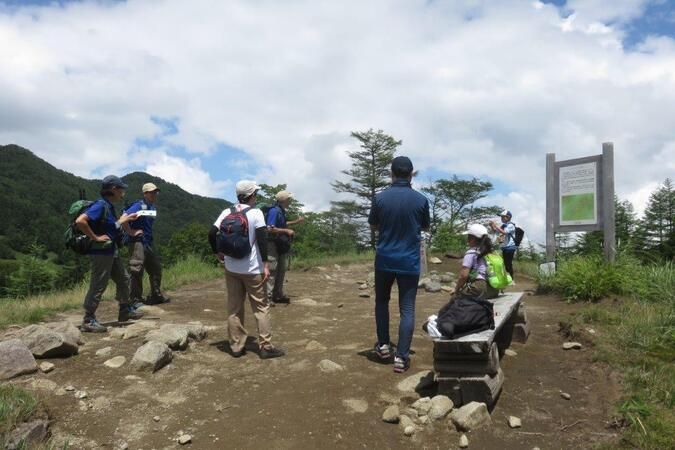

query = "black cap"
[[391, 156, 414, 177], [101, 175, 128, 190]]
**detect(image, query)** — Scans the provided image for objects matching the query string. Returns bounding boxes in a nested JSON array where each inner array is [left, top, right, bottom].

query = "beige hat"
[[236, 180, 261, 198], [142, 183, 160, 193], [275, 190, 293, 202]]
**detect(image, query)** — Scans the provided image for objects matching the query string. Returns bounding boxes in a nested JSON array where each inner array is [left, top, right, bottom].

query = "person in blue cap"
[[490, 210, 517, 281], [75, 175, 143, 332], [125, 182, 170, 306], [368, 156, 430, 373]]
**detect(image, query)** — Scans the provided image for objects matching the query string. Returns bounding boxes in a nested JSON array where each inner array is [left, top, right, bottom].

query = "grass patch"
[[0, 254, 222, 328], [543, 256, 675, 449], [0, 385, 38, 440], [291, 251, 375, 270]]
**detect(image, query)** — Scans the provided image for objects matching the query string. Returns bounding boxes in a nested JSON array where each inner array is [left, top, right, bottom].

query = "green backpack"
[[484, 252, 513, 289], [64, 200, 112, 254]]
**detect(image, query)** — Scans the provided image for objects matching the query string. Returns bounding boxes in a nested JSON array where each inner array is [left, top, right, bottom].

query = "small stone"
[[397, 370, 434, 393], [104, 356, 126, 369], [561, 392, 572, 400], [131, 341, 173, 372], [412, 397, 432, 415], [562, 342, 582, 350], [318, 359, 344, 373], [430, 257, 443, 264], [96, 346, 113, 357], [118, 442, 129, 450], [78, 400, 88, 411], [382, 405, 400, 423], [424, 281, 442, 293], [359, 284, 369, 290], [178, 434, 192, 445], [203, 309, 214, 312], [508, 416, 522, 428], [39, 362, 55, 373], [403, 425, 415, 436], [337, 304, 344, 308], [418, 415, 429, 425], [505, 349, 518, 357], [54, 388, 67, 396], [449, 401, 492, 431], [295, 298, 318, 306], [153, 416, 161, 422], [429, 395, 454, 420], [305, 340, 327, 351], [398, 415, 415, 433], [359, 293, 371, 298], [441, 285, 453, 292], [459, 434, 469, 448], [76, 390, 88, 399], [418, 277, 431, 289], [65, 385, 76, 392], [342, 399, 368, 413]]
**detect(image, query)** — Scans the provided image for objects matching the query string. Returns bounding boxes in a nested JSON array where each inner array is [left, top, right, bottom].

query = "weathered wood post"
[[602, 143, 616, 263]]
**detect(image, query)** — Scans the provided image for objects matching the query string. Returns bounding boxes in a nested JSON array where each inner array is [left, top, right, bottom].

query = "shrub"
[[550, 255, 625, 302]]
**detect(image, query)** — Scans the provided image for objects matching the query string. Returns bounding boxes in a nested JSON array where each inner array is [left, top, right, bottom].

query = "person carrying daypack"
[[125, 182, 170, 306], [490, 210, 519, 282], [208, 180, 285, 360], [74, 176, 143, 333], [265, 190, 305, 305], [450, 224, 500, 302]]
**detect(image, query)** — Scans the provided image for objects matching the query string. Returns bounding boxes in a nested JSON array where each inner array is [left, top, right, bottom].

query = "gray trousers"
[[83, 253, 130, 321], [129, 242, 162, 302], [266, 242, 289, 301]]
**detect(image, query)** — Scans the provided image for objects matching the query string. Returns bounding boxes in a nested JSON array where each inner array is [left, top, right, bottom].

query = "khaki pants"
[[266, 242, 289, 301], [83, 253, 130, 321], [452, 279, 499, 302], [128, 242, 162, 302], [225, 270, 273, 353]]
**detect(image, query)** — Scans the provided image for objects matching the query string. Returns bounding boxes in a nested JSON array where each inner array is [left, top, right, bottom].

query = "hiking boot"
[[272, 295, 290, 304], [259, 346, 285, 360], [393, 356, 410, 373], [144, 294, 170, 305], [118, 306, 144, 323], [81, 319, 107, 333], [374, 342, 393, 360], [231, 349, 246, 358]]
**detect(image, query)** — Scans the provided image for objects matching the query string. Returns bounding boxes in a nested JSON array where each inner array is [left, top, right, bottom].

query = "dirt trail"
[[12, 260, 623, 449]]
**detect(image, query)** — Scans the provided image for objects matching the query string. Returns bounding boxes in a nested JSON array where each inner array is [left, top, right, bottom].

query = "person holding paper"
[[125, 182, 170, 306]]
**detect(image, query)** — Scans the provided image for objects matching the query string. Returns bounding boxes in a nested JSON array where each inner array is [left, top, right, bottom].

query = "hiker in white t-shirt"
[[208, 181, 285, 359]]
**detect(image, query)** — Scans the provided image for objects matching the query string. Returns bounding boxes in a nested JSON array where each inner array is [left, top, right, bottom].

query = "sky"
[[1, 0, 674, 245]]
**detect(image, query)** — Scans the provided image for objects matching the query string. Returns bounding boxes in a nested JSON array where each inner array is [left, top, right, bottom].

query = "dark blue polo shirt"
[[85, 198, 118, 255], [125, 200, 156, 246], [368, 180, 430, 275]]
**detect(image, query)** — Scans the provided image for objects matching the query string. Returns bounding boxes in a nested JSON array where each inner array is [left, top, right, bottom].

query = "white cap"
[[275, 190, 293, 202], [462, 224, 489, 239], [500, 209, 512, 218], [235, 180, 261, 198], [142, 182, 159, 193]]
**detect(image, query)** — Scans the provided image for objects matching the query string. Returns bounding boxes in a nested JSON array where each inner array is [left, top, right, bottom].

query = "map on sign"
[[559, 162, 597, 226]]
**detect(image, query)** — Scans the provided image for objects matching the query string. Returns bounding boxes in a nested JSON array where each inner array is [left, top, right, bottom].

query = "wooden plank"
[[432, 293, 524, 352], [546, 153, 556, 262], [602, 143, 616, 263]]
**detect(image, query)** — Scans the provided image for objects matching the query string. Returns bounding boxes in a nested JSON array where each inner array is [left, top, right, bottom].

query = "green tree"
[[331, 129, 401, 248], [637, 178, 675, 261], [575, 197, 638, 256], [162, 223, 214, 266], [7, 243, 55, 298], [256, 183, 304, 219]]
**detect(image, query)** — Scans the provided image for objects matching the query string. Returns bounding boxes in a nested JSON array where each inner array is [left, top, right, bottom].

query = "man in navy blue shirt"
[[125, 182, 169, 306], [368, 156, 430, 373], [75, 175, 142, 332], [266, 190, 304, 304]]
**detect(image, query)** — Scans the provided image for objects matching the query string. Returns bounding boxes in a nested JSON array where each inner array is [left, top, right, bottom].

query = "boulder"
[[114, 321, 159, 340], [178, 322, 208, 341], [382, 405, 400, 423], [440, 273, 456, 283], [131, 341, 173, 372], [0, 339, 37, 380], [397, 370, 435, 393], [44, 321, 82, 345], [449, 401, 492, 431], [425, 281, 442, 293], [429, 395, 454, 420], [418, 277, 431, 289], [9, 324, 79, 358], [145, 325, 189, 351], [4, 420, 49, 450]]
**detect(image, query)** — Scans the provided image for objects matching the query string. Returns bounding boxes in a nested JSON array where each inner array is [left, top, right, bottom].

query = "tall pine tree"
[[638, 178, 675, 260], [331, 129, 401, 248]]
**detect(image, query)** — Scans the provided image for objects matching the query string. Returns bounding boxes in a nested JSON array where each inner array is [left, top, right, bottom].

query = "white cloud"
[[0, 0, 674, 243]]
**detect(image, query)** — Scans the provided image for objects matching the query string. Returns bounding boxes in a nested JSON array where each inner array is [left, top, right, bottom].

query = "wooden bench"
[[432, 292, 530, 408]]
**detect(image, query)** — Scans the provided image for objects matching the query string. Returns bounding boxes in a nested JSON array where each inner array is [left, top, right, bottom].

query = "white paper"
[[135, 210, 157, 217]]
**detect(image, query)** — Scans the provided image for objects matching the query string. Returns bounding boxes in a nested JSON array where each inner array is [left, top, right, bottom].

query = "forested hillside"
[[0, 144, 231, 256]]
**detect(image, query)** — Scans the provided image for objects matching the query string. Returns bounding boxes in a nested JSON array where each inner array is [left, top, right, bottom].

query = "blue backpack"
[[217, 207, 252, 259]]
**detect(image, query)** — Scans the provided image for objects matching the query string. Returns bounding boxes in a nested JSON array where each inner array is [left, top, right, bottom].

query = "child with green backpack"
[[451, 224, 511, 301]]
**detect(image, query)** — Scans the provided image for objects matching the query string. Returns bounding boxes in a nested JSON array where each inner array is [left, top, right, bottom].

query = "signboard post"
[[545, 143, 615, 264]]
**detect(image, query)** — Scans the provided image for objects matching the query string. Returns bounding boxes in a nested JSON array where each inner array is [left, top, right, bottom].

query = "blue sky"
[[2, 0, 675, 242]]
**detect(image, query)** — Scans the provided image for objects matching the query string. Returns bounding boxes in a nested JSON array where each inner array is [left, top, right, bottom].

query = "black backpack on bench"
[[436, 297, 495, 339]]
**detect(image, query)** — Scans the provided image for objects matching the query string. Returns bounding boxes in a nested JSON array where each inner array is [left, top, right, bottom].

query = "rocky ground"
[[1, 259, 624, 449]]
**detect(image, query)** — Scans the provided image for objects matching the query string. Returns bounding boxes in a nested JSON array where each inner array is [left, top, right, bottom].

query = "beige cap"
[[275, 190, 293, 202], [236, 180, 261, 197], [142, 183, 160, 193], [462, 224, 489, 238]]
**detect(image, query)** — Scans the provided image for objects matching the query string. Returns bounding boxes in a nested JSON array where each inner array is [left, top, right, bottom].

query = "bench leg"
[[512, 303, 531, 344]]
